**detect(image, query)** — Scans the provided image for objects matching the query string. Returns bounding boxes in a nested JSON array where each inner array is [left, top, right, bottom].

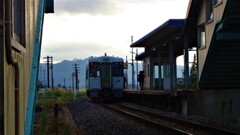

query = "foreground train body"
[[0, 0, 54, 134], [86, 54, 124, 99]]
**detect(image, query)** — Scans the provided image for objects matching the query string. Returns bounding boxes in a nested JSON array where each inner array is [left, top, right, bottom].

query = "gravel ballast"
[[67, 98, 164, 135]]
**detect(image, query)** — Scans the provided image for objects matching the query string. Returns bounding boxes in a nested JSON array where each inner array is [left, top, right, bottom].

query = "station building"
[[130, 0, 240, 123]]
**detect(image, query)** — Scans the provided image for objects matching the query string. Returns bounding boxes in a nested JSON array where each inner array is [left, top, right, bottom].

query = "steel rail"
[[116, 103, 240, 135], [95, 102, 192, 135]]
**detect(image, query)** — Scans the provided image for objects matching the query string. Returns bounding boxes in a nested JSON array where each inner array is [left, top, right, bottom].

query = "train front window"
[[89, 62, 100, 77], [112, 62, 123, 77]]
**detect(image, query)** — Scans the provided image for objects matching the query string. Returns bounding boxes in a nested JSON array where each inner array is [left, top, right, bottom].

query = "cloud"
[[41, 0, 190, 63], [53, 0, 162, 16], [41, 41, 128, 62], [120, 0, 158, 4], [55, 0, 122, 15]]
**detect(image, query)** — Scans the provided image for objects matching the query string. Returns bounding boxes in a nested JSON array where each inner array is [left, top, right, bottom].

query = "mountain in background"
[[38, 58, 88, 88], [38, 58, 183, 88]]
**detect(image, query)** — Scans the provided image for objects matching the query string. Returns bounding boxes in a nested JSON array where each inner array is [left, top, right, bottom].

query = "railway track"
[[95, 101, 240, 135]]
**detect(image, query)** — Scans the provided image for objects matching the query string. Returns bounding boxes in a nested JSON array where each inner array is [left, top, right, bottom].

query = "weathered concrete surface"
[[182, 90, 240, 124], [124, 89, 240, 124]]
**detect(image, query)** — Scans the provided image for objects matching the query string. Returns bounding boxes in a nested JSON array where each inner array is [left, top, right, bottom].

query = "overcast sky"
[[40, 0, 190, 64]]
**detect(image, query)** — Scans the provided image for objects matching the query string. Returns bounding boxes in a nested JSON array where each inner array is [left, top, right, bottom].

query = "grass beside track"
[[37, 88, 86, 106], [35, 88, 86, 135]]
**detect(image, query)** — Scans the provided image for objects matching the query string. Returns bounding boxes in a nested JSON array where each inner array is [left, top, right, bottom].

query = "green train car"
[[0, 0, 53, 135], [86, 54, 124, 99]]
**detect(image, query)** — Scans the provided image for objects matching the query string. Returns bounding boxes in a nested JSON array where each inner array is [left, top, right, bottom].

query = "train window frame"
[[89, 62, 100, 77], [12, 0, 26, 53]]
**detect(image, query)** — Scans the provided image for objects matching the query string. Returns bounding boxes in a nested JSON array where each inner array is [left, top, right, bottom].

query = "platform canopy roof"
[[131, 19, 186, 61]]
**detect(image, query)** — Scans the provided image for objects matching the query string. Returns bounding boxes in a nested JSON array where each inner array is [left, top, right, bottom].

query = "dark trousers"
[[139, 81, 144, 90]]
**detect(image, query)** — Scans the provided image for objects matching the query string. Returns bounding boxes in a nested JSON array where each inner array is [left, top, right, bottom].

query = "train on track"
[[86, 53, 125, 99]]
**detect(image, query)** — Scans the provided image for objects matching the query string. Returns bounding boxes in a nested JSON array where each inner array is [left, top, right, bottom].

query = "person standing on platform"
[[138, 71, 145, 90]]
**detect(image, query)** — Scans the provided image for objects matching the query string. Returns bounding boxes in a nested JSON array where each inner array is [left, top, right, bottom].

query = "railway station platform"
[[123, 89, 169, 95], [123, 89, 182, 114], [123, 89, 240, 125]]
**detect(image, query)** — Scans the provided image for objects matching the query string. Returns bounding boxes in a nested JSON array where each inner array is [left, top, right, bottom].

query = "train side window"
[[13, 0, 26, 51]]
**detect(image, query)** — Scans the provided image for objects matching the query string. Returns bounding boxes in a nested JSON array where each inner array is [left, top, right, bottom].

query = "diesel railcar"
[[86, 54, 124, 99]]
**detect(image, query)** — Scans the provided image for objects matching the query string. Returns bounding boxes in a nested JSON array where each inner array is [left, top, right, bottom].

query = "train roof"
[[88, 55, 123, 63]]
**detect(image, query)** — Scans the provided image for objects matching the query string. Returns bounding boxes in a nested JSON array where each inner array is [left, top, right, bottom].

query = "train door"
[[101, 63, 111, 89]]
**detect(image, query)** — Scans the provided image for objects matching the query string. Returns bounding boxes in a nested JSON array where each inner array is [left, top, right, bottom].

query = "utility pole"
[[125, 56, 128, 89], [136, 49, 138, 90], [74, 63, 79, 90], [43, 56, 50, 88], [64, 78, 66, 88], [72, 72, 75, 91], [43, 56, 54, 88], [50, 56, 54, 88], [131, 36, 135, 89]]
